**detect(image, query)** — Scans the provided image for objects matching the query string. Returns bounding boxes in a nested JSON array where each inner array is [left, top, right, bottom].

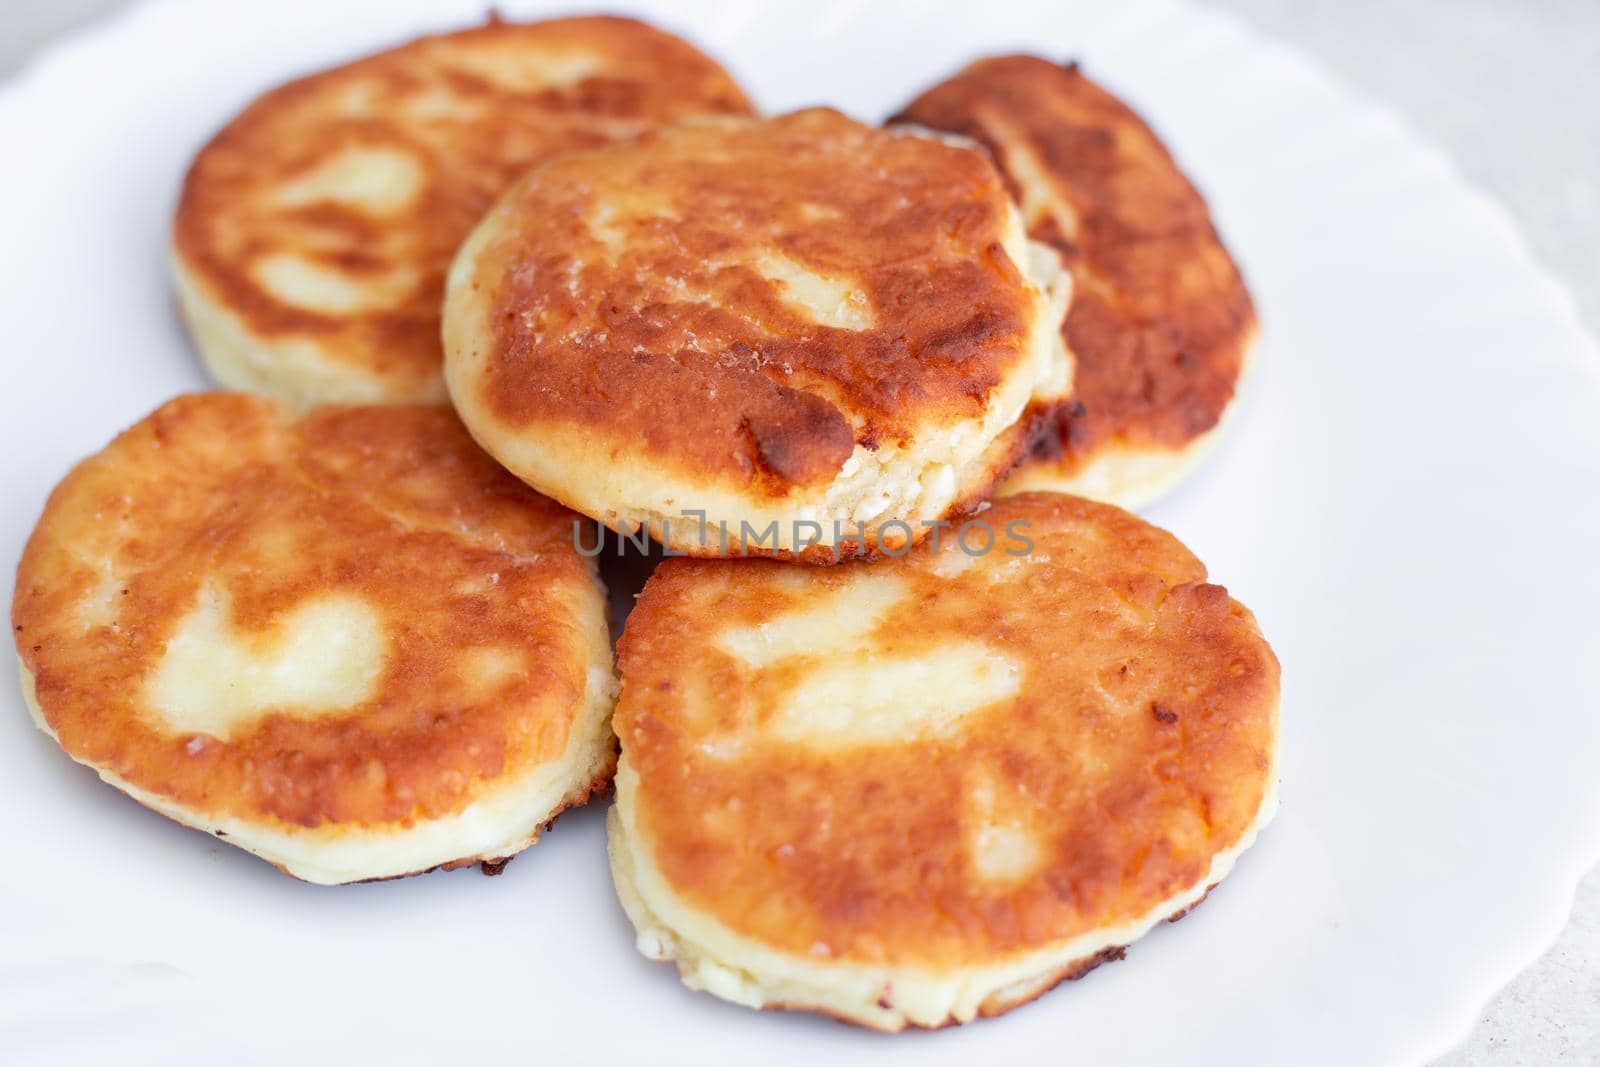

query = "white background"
[[3, 2, 1597, 1062]]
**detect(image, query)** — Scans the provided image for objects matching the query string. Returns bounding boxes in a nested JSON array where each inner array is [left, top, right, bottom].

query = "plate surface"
[[2, 1, 1598, 1063]]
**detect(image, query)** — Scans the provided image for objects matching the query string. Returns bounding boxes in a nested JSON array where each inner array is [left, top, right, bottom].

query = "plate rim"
[[1, 0, 1598, 1062]]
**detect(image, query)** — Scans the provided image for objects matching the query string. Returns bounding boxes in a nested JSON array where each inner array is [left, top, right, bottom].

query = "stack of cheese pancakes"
[[13, 16, 1277, 1031]]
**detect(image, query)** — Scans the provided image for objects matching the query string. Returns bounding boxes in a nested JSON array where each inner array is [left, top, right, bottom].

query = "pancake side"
[[13, 395, 617, 883], [1000, 341, 1257, 509], [173, 16, 754, 406], [444, 109, 1071, 561], [609, 789, 1269, 1028], [609, 492, 1279, 1027], [893, 56, 1257, 507]]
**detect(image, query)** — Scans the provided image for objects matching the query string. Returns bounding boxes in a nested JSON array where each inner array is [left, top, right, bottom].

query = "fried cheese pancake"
[[609, 492, 1278, 1028], [444, 108, 1072, 562], [894, 56, 1258, 508], [172, 16, 754, 406], [13, 395, 615, 884]]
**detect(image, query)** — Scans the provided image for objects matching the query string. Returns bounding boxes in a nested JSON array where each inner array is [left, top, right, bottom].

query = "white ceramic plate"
[[2, 1, 1597, 1063]]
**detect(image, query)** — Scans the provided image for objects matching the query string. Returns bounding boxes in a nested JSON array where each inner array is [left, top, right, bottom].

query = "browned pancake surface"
[[450, 108, 1049, 494], [616, 492, 1277, 967], [894, 56, 1256, 475], [14, 395, 603, 831], [173, 16, 754, 400]]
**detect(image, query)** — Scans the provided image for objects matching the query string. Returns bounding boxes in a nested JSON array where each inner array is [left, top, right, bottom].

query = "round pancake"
[[443, 108, 1072, 563], [893, 56, 1258, 509], [608, 492, 1279, 1029], [172, 16, 754, 406], [12, 394, 615, 884]]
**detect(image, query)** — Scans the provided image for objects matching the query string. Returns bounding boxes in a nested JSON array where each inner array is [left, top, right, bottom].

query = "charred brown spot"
[[742, 390, 854, 487]]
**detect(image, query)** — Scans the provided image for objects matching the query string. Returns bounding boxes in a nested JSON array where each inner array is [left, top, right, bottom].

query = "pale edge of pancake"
[[442, 183, 1073, 558], [170, 247, 448, 408], [16, 564, 618, 885], [607, 740, 1280, 1031], [998, 330, 1261, 511]]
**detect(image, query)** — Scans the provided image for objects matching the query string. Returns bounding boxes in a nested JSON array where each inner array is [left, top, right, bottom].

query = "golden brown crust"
[[893, 56, 1256, 478], [13, 394, 604, 832], [960, 882, 1213, 1025], [332, 759, 616, 884], [173, 16, 754, 401], [449, 108, 1051, 494], [616, 492, 1277, 970], [757, 884, 1218, 1031]]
